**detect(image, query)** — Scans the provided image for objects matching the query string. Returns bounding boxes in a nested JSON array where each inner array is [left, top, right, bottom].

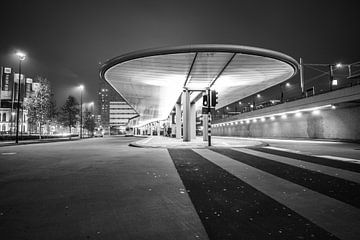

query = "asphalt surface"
[[0, 136, 207, 240], [0, 136, 359, 240]]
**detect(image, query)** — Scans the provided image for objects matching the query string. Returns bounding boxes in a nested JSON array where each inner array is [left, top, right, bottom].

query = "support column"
[[150, 124, 153, 136], [182, 89, 191, 142], [157, 122, 160, 136], [190, 103, 196, 139], [175, 102, 182, 139]]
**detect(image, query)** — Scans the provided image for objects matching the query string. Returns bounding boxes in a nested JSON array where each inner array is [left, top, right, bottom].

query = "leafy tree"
[[83, 110, 95, 136], [23, 76, 51, 138], [49, 91, 58, 121], [59, 96, 79, 138]]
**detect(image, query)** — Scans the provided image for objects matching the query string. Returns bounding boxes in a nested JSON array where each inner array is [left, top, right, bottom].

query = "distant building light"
[[331, 105, 336, 110], [246, 119, 250, 124], [239, 101, 242, 105], [250, 104, 254, 108], [332, 79, 338, 86], [285, 82, 291, 87], [252, 118, 257, 123], [295, 112, 302, 117], [281, 114, 287, 119], [261, 117, 265, 122], [270, 116, 275, 120], [257, 94, 261, 98]]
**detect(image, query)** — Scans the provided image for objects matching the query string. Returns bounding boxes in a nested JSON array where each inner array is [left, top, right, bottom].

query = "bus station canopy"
[[100, 44, 298, 127]]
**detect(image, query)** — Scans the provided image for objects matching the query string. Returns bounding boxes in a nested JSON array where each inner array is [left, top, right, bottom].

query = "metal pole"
[[80, 89, 83, 139], [329, 65, 334, 91], [15, 61, 21, 143], [299, 58, 304, 94], [207, 88, 211, 147]]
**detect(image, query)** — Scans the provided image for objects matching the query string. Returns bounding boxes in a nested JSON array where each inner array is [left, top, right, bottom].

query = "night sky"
[[1, 0, 358, 106]]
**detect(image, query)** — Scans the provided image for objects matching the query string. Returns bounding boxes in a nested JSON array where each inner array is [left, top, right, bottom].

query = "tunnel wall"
[[212, 105, 360, 141]]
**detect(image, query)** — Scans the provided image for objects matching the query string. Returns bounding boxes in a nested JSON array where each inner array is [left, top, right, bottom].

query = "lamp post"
[[15, 51, 26, 144], [79, 85, 84, 139]]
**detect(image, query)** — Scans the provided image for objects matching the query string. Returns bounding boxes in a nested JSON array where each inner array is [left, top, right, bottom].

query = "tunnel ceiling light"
[[312, 110, 321, 115], [295, 112, 302, 117]]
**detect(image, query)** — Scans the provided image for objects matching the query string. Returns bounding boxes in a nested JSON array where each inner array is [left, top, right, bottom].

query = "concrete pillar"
[[190, 103, 196, 139], [203, 114, 208, 141], [182, 89, 191, 142], [157, 122, 161, 136], [175, 103, 182, 139], [150, 124, 153, 136]]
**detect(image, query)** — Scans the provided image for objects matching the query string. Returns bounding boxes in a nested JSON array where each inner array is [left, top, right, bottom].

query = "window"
[[2, 113, 6, 122]]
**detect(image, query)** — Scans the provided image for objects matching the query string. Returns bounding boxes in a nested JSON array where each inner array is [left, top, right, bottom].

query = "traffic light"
[[203, 94, 208, 106], [211, 90, 218, 107]]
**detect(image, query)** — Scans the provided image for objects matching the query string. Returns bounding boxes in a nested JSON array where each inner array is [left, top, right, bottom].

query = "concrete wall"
[[213, 105, 360, 141]]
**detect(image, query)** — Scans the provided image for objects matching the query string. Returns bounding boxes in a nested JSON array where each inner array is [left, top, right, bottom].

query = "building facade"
[[0, 66, 37, 134]]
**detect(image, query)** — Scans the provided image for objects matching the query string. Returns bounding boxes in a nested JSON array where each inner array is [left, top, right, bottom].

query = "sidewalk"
[[130, 136, 266, 148], [0, 137, 80, 147]]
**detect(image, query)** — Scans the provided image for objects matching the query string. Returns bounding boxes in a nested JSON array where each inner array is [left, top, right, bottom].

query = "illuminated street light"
[[335, 63, 343, 68], [15, 51, 26, 144], [285, 82, 291, 87]]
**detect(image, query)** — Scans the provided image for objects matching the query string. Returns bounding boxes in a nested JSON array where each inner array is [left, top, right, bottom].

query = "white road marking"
[[315, 155, 360, 164], [193, 148, 360, 240], [1, 152, 17, 155], [234, 148, 360, 184], [141, 137, 153, 144], [264, 146, 303, 154]]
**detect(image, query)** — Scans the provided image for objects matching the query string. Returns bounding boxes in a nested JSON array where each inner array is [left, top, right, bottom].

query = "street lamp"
[[15, 51, 26, 144], [79, 84, 84, 139]]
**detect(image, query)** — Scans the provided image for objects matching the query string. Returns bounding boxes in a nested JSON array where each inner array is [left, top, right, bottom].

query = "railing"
[[213, 62, 360, 122]]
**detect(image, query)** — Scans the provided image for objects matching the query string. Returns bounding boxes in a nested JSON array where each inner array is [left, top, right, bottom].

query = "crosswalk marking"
[[264, 146, 305, 154], [233, 148, 360, 184], [193, 148, 360, 240], [315, 155, 360, 164]]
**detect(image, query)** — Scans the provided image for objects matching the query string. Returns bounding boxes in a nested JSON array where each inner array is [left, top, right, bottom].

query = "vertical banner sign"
[[32, 82, 40, 92], [2, 67, 12, 91], [14, 73, 24, 100], [26, 78, 33, 97]]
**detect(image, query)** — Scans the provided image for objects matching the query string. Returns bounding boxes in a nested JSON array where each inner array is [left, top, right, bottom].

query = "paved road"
[[0, 136, 359, 239]]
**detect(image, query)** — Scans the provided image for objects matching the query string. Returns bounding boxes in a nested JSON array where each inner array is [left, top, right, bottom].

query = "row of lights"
[[213, 105, 335, 127]]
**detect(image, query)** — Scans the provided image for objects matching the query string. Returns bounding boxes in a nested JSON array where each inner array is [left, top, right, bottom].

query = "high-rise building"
[[97, 80, 138, 134]]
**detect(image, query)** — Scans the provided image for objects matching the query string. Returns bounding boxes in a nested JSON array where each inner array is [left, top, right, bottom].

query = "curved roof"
[[100, 44, 298, 126]]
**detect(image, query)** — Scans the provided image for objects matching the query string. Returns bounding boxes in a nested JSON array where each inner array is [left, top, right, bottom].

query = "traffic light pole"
[[207, 88, 211, 147]]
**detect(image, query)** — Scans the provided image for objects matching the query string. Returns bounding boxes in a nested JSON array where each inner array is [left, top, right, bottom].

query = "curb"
[[0, 138, 80, 147], [129, 138, 268, 149]]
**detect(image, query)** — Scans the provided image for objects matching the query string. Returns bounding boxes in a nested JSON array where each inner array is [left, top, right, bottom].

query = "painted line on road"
[[1, 152, 17, 155], [314, 155, 360, 164], [264, 146, 303, 154], [141, 137, 153, 144], [235, 148, 360, 184], [194, 148, 360, 240]]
